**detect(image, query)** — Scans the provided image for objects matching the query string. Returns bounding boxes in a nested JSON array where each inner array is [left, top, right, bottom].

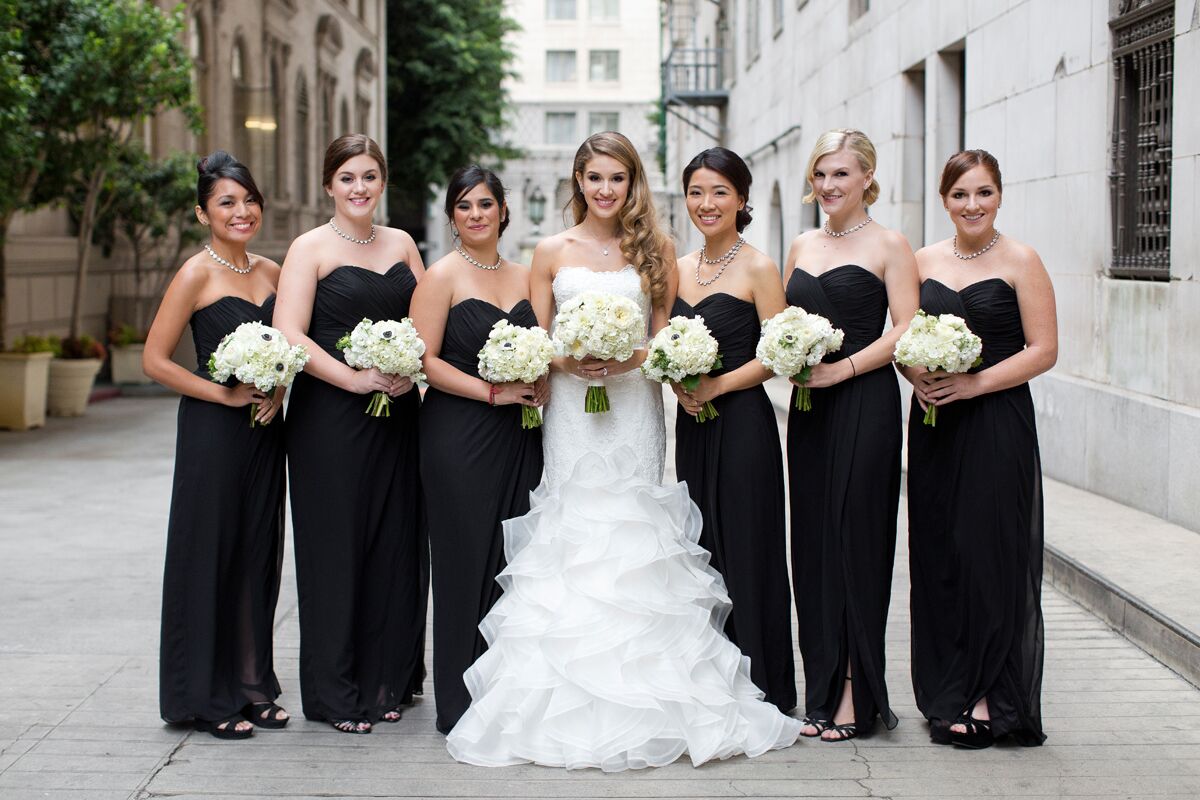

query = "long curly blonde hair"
[[569, 132, 670, 306]]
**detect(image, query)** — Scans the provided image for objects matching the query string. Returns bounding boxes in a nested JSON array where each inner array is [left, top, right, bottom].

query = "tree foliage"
[[386, 0, 520, 235]]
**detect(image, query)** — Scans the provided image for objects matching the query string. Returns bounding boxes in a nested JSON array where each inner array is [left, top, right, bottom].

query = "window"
[[1109, 0, 1174, 279], [589, 50, 619, 82], [746, 0, 761, 64], [546, 50, 577, 82], [850, 0, 869, 20], [589, 0, 618, 20], [773, 0, 784, 34], [295, 73, 310, 204], [547, 0, 576, 20], [588, 111, 619, 134], [545, 112, 577, 145]]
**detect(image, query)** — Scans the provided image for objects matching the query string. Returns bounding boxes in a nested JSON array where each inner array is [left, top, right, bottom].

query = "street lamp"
[[528, 186, 546, 235]]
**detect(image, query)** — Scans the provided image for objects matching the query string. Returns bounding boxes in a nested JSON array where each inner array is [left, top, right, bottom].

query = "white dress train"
[[445, 266, 801, 771]]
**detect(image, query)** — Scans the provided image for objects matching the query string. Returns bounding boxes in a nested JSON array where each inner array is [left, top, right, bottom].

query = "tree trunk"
[[69, 168, 106, 340]]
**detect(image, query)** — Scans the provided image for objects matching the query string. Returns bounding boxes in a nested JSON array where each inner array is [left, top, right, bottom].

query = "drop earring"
[[451, 224, 460, 240]]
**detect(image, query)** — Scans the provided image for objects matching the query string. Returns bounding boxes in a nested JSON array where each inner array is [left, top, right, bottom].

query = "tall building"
[[663, 0, 1200, 531], [425, 0, 664, 261], [3, 0, 387, 343]]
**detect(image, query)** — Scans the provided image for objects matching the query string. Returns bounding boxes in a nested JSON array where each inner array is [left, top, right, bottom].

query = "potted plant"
[[0, 336, 54, 430], [108, 323, 149, 384], [47, 335, 107, 417]]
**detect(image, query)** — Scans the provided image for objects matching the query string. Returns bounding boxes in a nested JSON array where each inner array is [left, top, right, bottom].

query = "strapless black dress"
[[907, 277, 1045, 745], [672, 293, 796, 713], [285, 263, 427, 723], [420, 298, 545, 734], [160, 295, 286, 724], [785, 265, 901, 734]]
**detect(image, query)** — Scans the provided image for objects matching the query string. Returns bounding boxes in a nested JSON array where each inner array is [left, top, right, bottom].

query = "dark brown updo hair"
[[444, 164, 509, 237], [939, 149, 1003, 197], [682, 147, 754, 232], [322, 133, 388, 188], [196, 150, 264, 210]]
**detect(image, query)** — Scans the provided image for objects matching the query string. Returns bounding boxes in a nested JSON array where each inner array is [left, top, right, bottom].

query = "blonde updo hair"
[[569, 132, 670, 306], [802, 128, 880, 207]]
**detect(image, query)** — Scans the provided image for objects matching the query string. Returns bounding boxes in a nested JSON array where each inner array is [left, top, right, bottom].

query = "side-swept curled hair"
[[444, 164, 509, 237], [802, 128, 880, 207], [682, 147, 754, 232], [322, 133, 388, 188], [939, 149, 1003, 197], [569, 132, 670, 306], [196, 150, 263, 210]]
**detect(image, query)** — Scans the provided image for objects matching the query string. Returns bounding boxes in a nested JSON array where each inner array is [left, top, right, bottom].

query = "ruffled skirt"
[[446, 448, 801, 771]]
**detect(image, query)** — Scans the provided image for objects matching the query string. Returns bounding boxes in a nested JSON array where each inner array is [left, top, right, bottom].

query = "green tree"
[[386, 0, 519, 238], [19, 0, 199, 341]]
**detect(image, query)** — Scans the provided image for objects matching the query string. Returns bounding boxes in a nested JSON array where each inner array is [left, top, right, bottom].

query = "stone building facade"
[[424, 0, 664, 262], [663, 0, 1200, 531], [3, 0, 387, 342]]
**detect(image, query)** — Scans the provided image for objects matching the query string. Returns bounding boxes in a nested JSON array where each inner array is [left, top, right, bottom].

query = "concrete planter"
[[47, 358, 103, 417], [110, 343, 150, 384], [0, 352, 53, 430]]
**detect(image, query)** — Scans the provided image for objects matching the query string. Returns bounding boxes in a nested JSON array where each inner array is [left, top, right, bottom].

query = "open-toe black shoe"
[[196, 715, 253, 740], [929, 717, 951, 745], [331, 719, 371, 734], [242, 701, 289, 729], [950, 713, 993, 749], [799, 716, 831, 738]]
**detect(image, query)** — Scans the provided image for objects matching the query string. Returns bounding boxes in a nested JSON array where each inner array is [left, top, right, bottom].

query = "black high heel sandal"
[[195, 715, 254, 740], [381, 706, 402, 723], [330, 719, 371, 734], [929, 717, 951, 745], [799, 716, 831, 738], [242, 702, 289, 729], [949, 712, 993, 749]]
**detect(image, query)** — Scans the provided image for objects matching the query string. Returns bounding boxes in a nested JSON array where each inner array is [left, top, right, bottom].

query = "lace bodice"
[[542, 266, 665, 488]]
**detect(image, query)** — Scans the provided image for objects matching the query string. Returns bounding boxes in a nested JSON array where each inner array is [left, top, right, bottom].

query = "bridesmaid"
[[411, 165, 547, 734], [146, 151, 287, 738], [905, 149, 1055, 748], [784, 129, 918, 741], [673, 147, 796, 713], [274, 134, 427, 734]]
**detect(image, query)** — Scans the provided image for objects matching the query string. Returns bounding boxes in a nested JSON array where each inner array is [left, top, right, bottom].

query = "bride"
[[445, 132, 801, 771]]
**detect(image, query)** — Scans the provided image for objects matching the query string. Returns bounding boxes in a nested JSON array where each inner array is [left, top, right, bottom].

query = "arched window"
[[296, 73, 311, 205], [769, 182, 784, 274], [232, 36, 250, 164], [190, 13, 209, 152], [269, 58, 283, 196], [340, 98, 350, 136]]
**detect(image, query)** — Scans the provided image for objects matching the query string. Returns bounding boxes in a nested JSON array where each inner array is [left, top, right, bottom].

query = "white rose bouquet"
[[755, 306, 845, 412], [642, 315, 723, 423], [477, 319, 556, 429], [336, 318, 426, 417], [208, 321, 310, 427], [552, 290, 645, 413], [893, 308, 983, 427]]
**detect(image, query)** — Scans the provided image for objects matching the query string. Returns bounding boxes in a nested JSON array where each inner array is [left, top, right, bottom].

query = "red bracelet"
[[488, 383, 499, 406]]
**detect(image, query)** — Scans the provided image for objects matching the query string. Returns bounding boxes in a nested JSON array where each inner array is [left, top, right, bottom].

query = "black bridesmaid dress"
[[286, 263, 427, 724], [672, 293, 797, 712], [160, 296, 285, 725], [785, 266, 901, 735], [420, 298, 545, 734], [907, 277, 1045, 746]]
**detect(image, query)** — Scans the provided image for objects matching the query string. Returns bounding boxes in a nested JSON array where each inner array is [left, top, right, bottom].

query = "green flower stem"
[[792, 365, 814, 412], [521, 406, 543, 429], [695, 400, 719, 423], [585, 385, 610, 414], [366, 391, 392, 417], [924, 404, 938, 427]]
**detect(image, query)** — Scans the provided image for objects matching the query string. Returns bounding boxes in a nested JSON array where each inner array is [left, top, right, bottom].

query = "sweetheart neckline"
[[194, 293, 276, 315], [449, 297, 534, 316]]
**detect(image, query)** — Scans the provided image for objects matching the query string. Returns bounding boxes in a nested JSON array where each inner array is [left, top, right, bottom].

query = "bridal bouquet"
[[893, 309, 983, 427], [756, 307, 844, 412], [477, 319, 556, 429], [337, 318, 426, 417], [208, 322, 310, 427], [642, 315, 723, 423], [552, 290, 645, 413]]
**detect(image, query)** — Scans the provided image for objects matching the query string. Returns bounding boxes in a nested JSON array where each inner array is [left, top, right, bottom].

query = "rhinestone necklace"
[[329, 217, 376, 245], [696, 236, 745, 286], [953, 230, 1001, 260], [204, 243, 252, 274], [456, 243, 502, 271], [823, 216, 873, 238]]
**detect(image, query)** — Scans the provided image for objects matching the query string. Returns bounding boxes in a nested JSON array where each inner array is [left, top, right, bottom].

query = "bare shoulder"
[[879, 226, 915, 253], [743, 245, 780, 277], [379, 225, 417, 248], [252, 255, 282, 274], [677, 247, 700, 268], [174, 251, 215, 288], [503, 258, 532, 276], [1003, 235, 1044, 269], [424, 252, 462, 282], [914, 237, 952, 266], [532, 232, 569, 260]]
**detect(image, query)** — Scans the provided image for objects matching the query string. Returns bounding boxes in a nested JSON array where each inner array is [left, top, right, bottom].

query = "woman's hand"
[[226, 383, 266, 409], [387, 376, 415, 398], [579, 350, 644, 379], [492, 382, 538, 406], [347, 366, 403, 396], [532, 375, 550, 407], [674, 375, 723, 416], [795, 359, 854, 389], [672, 382, 703, 417], [253, 386, 286, 425], [923, 371, 983, 407]]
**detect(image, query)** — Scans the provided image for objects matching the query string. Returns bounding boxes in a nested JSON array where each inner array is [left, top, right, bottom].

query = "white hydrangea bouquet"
[[552, 290, 645, 413], [642, 315, 723, 423], [756, 306, 845, 412], [893, 308, 983, 427], [208, 322, 310, 427], [336, 318, 426, 417], [477, 319, 556, 430]]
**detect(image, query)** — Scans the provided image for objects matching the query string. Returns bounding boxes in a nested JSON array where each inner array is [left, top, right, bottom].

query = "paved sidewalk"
[[1, 395, 1199, 798]]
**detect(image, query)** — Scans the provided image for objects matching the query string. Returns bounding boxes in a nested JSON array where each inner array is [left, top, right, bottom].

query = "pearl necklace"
[[696, 236, 745, 286], [204, 243, 252, 274], [953, 230, 1001, 260], [823, 216, 873, 238], [328, 217, 376, 245], [456, 243, 502, 271]]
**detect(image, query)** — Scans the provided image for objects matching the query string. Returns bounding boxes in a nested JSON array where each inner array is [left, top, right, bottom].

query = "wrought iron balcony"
[[663, 48, 727, 107]]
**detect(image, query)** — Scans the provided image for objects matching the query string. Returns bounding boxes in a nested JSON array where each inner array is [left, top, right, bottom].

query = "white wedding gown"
[[445, 265, 801, 771]]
